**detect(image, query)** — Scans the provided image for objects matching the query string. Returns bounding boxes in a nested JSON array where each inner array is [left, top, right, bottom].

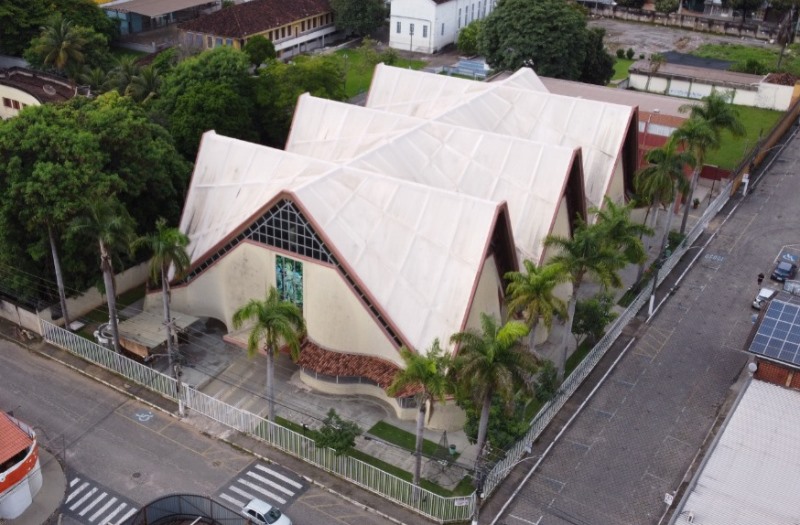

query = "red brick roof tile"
[[297, 340, 420, 397], [0, 412, 33, 465], [178, 0, 331, 38]]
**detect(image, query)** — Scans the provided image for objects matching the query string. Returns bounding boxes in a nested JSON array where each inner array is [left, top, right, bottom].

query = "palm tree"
[[109, 56, 141, 96], [32, 15, 86, 73], [504, 260, 569, 352], [69, 198, 136, 353], [47, 223, 71, 329], [634, 137, 694, 255], [232, 287, 306, 422], [127, 65, 162, 104], [387, 340, 452, 486], [132, 218, 190, 379], [450, 314, 536, 462], [590, 197, 654, 266], [79, 66, 111, 95], [544, 221, 627, 376], [672, 118, 719, 235], [679, 93, 746, 144]]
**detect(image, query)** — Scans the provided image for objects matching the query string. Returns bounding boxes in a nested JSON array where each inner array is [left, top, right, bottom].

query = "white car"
[[752, 287, 777, 310], [242, 498, 292, 525]]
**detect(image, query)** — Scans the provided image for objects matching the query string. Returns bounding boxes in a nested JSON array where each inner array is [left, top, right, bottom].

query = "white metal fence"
[[39, 183, 734, 522]]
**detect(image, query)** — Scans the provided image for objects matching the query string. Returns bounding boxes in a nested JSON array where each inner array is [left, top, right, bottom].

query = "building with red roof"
[[0, 412, 42, 520]]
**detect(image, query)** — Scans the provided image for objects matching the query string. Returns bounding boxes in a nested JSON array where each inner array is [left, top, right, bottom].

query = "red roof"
[[0, 413, 33, 465], [178, 0, 331, 38]]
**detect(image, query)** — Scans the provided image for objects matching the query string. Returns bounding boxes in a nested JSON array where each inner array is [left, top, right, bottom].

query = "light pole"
[[641, 108, 660, 167]]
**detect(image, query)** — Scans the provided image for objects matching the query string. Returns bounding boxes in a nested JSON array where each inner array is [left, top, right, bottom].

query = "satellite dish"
[[43, 84, 56, 95]]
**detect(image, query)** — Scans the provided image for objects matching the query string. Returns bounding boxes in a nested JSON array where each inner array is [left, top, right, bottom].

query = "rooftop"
[[0, 67, 76, 104], [178, 0, 331, 38]]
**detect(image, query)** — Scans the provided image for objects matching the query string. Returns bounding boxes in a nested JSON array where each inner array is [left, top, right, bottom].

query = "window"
[[301, 20, 305, 31], [458, 8, 462, 27], [11, 100, 20, 110], [206, 35, 212, 48], [409, 22, 414, 35], [471, 4, 475, 20], [195, 33, 202, 47], [441, 23, 444, 35], [422, 25, 427, 38], [396, 21, 401, 33], [225, 38, 232, 46], [215, 37, 223, 47], [2, 97, 12, 108]]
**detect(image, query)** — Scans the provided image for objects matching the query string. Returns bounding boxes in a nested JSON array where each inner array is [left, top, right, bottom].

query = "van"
[[752, 287, 777, 310]]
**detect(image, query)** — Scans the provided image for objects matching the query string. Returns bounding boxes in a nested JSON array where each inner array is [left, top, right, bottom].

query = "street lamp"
[[641, 108, 660, 167]]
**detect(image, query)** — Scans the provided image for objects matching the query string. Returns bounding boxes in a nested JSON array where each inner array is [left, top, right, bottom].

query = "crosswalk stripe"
[[114, 507, 138, 525], [236, 479, 286, 505], [246, 471, 295, 496], [255, 465, 303, 489], [70, 477, 81, 487], [66, 482, 90, 503], [229, 484, 256, 501], [100, 502, 128, 525], [219, 492, 244, 508], [88, 496, 118, 523], [79, 492, 107, 516], [70, 487, 98, 511]]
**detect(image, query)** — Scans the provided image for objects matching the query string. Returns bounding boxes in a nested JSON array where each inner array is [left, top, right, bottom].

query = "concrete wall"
[[390, 0, 497, 53], [168, 241, 400, 366], [464, 254, 503, 334], [0, 85, 39, 119]]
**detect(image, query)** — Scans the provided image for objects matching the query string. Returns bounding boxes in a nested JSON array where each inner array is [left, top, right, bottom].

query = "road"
[[0, 340, 392, 525], [492, 129, 800, 523]]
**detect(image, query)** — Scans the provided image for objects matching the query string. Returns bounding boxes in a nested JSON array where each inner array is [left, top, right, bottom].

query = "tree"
[[544, 221, 627, 376], [655, 0, 680, 13], [504, 260, 569, 352], [232, 287, 306, 422], [315, 409, 361, 455], [679, 92, 745, 143], [634, 137, 694, 255], [387, 340, 452, 486], [108, 55, 141, 95], [572, 292, 618, 346], [132, 219, 190, 380], [243, 35, 276, 68], [50, 0, 118, 40], [26, 15, 87, 73], [457, 20, 484, 56], [579, 28, 615, 86], [80, 66, 111, 94], [590, 197, 653, 266], [672, 117, 719, 235], [450, 314, 537, 462], [728, 0, 764, 29], [0, 0, 51, 56], [69, 198, 136, 353], [330, 0, 386, 36], [127, 65, 163, 104], [479, 0, 588, 78]]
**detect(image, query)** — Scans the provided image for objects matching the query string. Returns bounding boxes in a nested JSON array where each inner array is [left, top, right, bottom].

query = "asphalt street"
[[491, 129, 800, 525], [0, 342, 394, 525]]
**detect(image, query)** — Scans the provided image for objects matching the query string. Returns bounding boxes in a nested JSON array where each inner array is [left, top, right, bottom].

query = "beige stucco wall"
[[464, 254, 503, 335], [167, 241, 401, 366], [0, 85, 39, 119], [606, 160, 626, 208]]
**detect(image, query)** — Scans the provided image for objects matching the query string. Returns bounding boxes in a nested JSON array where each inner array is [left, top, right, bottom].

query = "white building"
[[389, 0, 498, 53]]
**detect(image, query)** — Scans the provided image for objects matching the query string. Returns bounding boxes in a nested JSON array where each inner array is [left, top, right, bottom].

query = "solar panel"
[[749, 300, 800, 366]]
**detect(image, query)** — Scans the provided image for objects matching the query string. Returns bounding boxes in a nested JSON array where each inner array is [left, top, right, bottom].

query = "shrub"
[[626, 48, 635, 60], [732, 58, 768, 75], [535, 360, 560, 403], [616, 48, 625, 59], [667, 230, 686, 251], [654, 0, 679, 13], [314, 409, 361, 455], [639, 53, 646, 59]]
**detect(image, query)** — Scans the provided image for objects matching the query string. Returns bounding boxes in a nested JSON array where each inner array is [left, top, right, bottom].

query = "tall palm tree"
[[387, 340, 452, 486], [450, 314, 536, 463], [32, 15, 86, 73], [79, 66, 111, 95], [634, 137, 694, 255], [679, 92, 746, 144], [232, 287, 306, 422], [672, 117, 719, 235], [544, 221, 627, 376], [132, 218, 190, 378], [69, 198, 136, 353], [504, 260, 569, 352], [47, 223, 71, 329], [590, 197, 654, 266], [127, 65, 162, 104]]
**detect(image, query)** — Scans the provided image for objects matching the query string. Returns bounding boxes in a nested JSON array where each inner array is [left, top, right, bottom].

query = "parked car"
[[242, 498, 291, 525], [770, 261, 798, 282], [752, 287, 777, 310]]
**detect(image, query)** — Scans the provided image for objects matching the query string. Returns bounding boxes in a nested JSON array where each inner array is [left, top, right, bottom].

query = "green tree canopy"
[[0, 0, 51, 56], [243, 35, 276, 68], [479, 0, 588, 79], [457, 20, 484, 56], [315, 409, 362, 455], [579, 28, 615, 86], [330, 0, 386, 36]]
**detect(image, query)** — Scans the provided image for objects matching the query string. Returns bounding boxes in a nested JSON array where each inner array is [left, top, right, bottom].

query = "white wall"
[[464, 254, 503, 334], [0, 85, 39, 119], [390, 0, 497, 53]]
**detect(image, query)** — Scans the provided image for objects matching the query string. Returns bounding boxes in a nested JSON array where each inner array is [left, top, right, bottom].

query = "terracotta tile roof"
[[0, 412, 33, 465], [297, 340, 420, 397], [178, 0, 331, 38]]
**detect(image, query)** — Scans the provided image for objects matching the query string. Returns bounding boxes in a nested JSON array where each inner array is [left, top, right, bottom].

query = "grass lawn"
[[612, 58, 634, 82], [367, 420, 457, 459], [703, 105, 783, 169], [109, 46, 148, 61], [692, 43, 800, 76], [334, 49, 426, 98]]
